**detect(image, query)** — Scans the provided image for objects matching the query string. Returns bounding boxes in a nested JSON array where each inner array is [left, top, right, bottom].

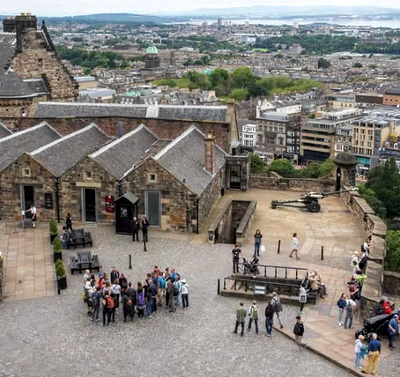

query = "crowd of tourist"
[[81, 266, 189, 325]]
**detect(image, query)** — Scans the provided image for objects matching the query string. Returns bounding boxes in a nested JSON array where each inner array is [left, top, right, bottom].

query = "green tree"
[[353, 62, 363, 68], [230, 67, 256, 89], [209, 68, 229, 90], [357, 184, 387, 219], [317, 58, 331, 69], [228, 88, 248, 101], [385, 230, 400, 271], [318, 158, 335, 177], [369, 63, 377, 69], [250, 153, 266, 173], [269, 159, 296, 178]]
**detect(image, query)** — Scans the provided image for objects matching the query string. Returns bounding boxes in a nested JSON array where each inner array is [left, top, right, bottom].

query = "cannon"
[[271, 188, 358, 213]]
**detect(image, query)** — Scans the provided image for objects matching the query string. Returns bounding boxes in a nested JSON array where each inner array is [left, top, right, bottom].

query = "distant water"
[[169, 18, 400, 28]]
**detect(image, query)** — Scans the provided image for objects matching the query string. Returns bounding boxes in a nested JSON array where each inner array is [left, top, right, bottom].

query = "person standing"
[[388, 314, 399, 350], [271, 292, 284, 329], [247, 300, 259, 334], [174, 275, 182, 307], [299, 285, 308, 314], [65, 213, 73, 232], [344, 296, 356, 329], [293, 315, 307, 347], [337, 293, 347, 326], [123, 296, 135, 322], [167, 280, 176, 312], [91, 287, 101, 322], [131, 216, 140, 242], [355, 335, 365, 369], [25, 204, 37, 228], [136, 288, 146, 319], [289, 233, 299, 259], [110, 267, 120, 286], [181, 279, 189, 309], [253, 229, 263, 257], [111, 279, 121, 315], [141, 216, 149, 242], [362, 333, 380, 375], [233, 302, 247, 336], [232, 244, 242, 274], [265, 300, 274, 337], [102, 291, 113, 326]]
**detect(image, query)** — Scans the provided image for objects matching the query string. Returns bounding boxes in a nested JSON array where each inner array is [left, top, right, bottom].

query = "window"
[[84, 171, 92, 180], [22, 168, 31, 177], [148, 173, 157, 183]]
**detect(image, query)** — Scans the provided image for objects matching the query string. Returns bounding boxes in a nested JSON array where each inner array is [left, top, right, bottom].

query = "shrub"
[[49, 219, 58, 235], [55, 261, 67, 277], [385, 230, 400, 272], [52, 237, 62, 252], [269, 159, 295, 178]]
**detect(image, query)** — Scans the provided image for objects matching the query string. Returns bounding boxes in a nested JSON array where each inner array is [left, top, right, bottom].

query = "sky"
[[2, 0, 400, 17]]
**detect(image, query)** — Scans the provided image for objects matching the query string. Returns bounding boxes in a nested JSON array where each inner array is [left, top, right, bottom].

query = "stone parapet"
[[235, 201, 257, 246], [383, 271, 400, 296]]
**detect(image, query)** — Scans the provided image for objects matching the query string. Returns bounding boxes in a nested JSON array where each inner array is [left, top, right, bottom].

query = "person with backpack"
[[123, 296, 135, 322], [167, 279, 176, 312], [174, 275, 182, 307], [158, 273, 166, 305], [145, 284, 153, 319], [233, 302, 247, 336], [91, 287, 101, 322], [299, 285, 308, 314], [247, 301, 259, 334], [102, 291, 114, 326], [337, 293, 347, 326], [110, 267, 120, 287], [136, 288, 146, 319], [293, 315, 307, 347], [344, 296, 356, 329], [355, 334, 365, 369], [271, 292, 284, 329], [181, 279, 189, 309], [264, 300, 274, 337]]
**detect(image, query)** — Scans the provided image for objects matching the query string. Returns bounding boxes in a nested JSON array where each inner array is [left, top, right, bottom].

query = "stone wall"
[[0, 257, 3, 302], [383, 271, 400, 296], [3, 117, 232, 153], [11, 29, 77, 101], [0, 153, 55, 221], [0, 95, 48, 118], [236, 201, 257, 246], [250, 174, 336, 192]]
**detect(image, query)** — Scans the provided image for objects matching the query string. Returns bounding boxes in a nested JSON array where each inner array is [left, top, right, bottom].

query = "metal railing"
[[237, 263, 307, 280]]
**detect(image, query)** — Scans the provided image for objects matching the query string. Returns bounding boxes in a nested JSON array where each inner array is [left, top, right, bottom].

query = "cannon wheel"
[[308, 201, 321, 213], [271, 202, 278, 209]]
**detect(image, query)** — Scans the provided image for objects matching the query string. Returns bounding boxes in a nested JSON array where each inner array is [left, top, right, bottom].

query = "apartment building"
[[238, 120, 257, 147], [325, 93, 356, 110], [301, 108, 361, 163]]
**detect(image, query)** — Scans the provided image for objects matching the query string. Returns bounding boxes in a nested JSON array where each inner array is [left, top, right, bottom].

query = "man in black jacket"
[[142, 216, 149, 242], [131, 216, 140, 242], [265, 300, 274, 337], [293, 315, 307, 347]]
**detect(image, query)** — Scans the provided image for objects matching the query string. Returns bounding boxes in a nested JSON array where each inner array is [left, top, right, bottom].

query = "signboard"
[[44, 193, 53, 209]]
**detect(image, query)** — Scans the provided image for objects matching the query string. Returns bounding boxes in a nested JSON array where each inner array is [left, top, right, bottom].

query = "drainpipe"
[[55, 177, 60, 223], [118, 180, 123, 197], [196, 196, 200, 234]]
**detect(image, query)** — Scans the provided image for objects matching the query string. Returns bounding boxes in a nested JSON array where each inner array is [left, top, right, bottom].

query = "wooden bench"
[[91, 254, 100, 272], [67, 229, 93, 249], [308, 290, 318, 304], [70, 256, 80, 274]]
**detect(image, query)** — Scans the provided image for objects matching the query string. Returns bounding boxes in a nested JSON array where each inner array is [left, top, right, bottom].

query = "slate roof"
[[90, 124, 159, 179], [0, 33, 16, 72], [0, 73, 37, 98], [31, 123, 110, 177], [0, 122, 61, 173], [154, 125, 226, 196], [24, 79, 49, 95], [34, 102, 228, 122], [0, 122, 12, 139]]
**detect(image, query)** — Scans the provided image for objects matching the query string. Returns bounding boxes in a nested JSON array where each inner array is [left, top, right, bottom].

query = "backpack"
[[346, 300, 354, 313], [294, 322, 304, 336], [252, 306, 258, 318], [299, 293, 307, 303], [137, 292, 145, 307], [173, 284, 179, 296], [272, 297, 282, 312], [106, 296, 115, 310]]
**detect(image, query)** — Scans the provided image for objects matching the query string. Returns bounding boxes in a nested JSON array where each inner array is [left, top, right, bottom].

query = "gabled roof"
[[31, 123, 110, 177], [0, 33, 16, 72], [90, 124, 159, 179], [154, 125, 226, 196], [0, 121, 12, 139], [34, 102, 228, 122], [0, 122, 61, 173]]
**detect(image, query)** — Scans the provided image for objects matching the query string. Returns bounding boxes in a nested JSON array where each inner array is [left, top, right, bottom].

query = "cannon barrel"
[[320, 188, 358, 197]]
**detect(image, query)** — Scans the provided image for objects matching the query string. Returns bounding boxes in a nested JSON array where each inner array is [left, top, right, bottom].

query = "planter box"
[[50, 234, 57, 244], [53, 251, 62, 263], [57, 277, 67, 290]]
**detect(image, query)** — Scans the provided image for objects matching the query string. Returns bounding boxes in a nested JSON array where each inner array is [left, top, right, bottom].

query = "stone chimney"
[[205, 133, 215, 175], [15, 13, 37, 52]]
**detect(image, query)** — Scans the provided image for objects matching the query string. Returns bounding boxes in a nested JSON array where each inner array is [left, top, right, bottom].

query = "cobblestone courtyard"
[[1, 189, 400, 376]]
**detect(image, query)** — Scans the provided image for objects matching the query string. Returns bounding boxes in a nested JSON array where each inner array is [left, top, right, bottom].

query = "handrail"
[[237, 263, 307, 280], [222, 276, 301, 293]]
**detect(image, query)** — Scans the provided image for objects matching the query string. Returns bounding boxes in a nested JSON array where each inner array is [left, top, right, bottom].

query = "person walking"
[[344, 296, 356, 329], [141, 216, 149, 242], [337, 293, 347, 326], [253, 229, 263, 257], [25, 204, 37, 228], [289, 233, 300, 259], [232, 244, 242, 273], [299, 285, 308, 314], [265, 300, 274, 337], [247, 301, 259, 334], [65, 213, 73, 231], [355, 335, 365, 369], [388, 314, 399, 350], [362, 333, 380, 375], [293, 315, 307, 347], [271, 292, 284, 329], [131, 216, 140, 242], [233, 302, 247, 336], [181, 279, 189, 309]]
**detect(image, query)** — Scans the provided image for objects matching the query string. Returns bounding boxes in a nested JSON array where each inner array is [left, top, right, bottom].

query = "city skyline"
[[3, 1, 400, 17]]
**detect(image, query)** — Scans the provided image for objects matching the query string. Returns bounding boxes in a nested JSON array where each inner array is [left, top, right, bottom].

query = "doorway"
[[229, 165, 242, 189], [83, 188, 97, 223], [20, 185, 35, 215], [145, 191, 161, 227]]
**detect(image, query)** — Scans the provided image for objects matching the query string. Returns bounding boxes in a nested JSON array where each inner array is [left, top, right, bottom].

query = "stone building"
[[141, 45, 163, 79], [0, 14, 77, 117], [0, 122, 61, 219], [0, 124, 109, 222]]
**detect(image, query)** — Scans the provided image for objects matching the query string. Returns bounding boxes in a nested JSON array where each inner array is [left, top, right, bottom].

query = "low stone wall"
[[383, 271, 400, 296], [250, 174, 335, 192], [340, 185, 387, 318]]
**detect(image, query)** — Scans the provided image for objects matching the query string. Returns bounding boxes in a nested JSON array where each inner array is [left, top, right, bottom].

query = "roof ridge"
[[0, 121, 59, 143]]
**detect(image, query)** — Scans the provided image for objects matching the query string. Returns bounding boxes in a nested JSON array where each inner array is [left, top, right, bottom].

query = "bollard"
[[217, 279, 220, 295], [321, 246, 324, 260], [129, 254, 132, 269], [144, 239, 147, 252], [277, 240, 281, 254]]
